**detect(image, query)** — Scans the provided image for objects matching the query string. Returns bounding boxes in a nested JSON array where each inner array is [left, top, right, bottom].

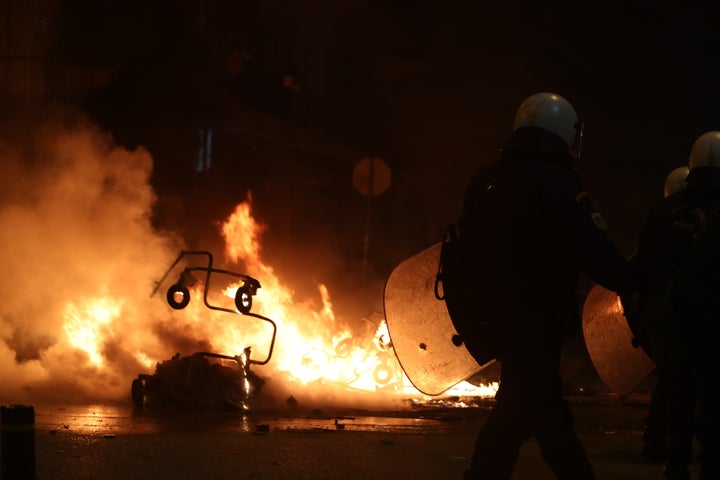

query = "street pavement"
[[2, 392, 701, 480]]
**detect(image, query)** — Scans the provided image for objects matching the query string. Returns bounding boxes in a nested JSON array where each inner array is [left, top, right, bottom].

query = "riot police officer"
[[458, 92, 635, 479], [638, 165, 689, 464], [632, 131, 720, 480]]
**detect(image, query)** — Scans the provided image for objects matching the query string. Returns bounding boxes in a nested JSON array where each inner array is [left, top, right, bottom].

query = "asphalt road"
[[0, 393, 701, 480]]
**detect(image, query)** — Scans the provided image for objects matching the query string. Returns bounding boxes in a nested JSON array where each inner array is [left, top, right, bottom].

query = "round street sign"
[[352, 157, 391, 197]]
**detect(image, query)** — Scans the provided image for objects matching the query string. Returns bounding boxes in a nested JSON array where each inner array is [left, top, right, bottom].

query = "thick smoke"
[[0, 109, 184, 405]]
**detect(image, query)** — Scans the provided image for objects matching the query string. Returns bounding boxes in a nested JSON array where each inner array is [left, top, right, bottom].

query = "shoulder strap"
[[434, 222, 459, 300]]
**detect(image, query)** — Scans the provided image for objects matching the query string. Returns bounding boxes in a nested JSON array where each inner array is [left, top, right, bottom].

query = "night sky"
[[2, 0, 719, 290]]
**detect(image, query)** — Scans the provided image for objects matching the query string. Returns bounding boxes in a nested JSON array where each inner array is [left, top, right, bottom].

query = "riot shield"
[[383, 242, 493, 396], [582, 284, 656, 396]]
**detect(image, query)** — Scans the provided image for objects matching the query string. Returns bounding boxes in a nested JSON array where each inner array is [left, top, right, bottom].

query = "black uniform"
[[630, 186, 692, 465], [633, 166, 720, 480], [459, 127, 635, 480]]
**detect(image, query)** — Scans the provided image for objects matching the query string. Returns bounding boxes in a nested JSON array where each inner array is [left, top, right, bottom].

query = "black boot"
[[641, 437, 669, 463], [641, 416, 668, 463], [663, 463, 690, 480]]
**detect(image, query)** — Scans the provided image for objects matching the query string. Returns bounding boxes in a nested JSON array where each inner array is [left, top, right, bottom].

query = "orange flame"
[[213, 193, 497, 399], [55, 194, 498, 404], [63, 297, 123, 366]]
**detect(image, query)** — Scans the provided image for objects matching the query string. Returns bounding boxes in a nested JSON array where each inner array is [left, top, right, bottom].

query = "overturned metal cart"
[[131, 250, 277, 410]]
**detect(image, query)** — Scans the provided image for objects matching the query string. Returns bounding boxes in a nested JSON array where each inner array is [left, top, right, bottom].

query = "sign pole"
[[361, 159, 375, 284], [352, 156, 391, 285]]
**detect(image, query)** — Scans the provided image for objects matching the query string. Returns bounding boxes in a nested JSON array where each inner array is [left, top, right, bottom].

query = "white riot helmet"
[[688, 131, 720, 170], [663, 166, 689, 197], [513, 92, 584, 158]]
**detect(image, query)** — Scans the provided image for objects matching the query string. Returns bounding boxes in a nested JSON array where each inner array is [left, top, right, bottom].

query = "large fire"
[[0, 114, 496, 409]]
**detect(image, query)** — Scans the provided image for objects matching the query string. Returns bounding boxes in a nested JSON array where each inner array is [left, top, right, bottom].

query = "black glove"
[[619, 291, 642, 347]]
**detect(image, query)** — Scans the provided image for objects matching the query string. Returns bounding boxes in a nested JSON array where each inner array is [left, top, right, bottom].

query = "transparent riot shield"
[[582, 284, 656, 396], [383, 243, 492, 396]]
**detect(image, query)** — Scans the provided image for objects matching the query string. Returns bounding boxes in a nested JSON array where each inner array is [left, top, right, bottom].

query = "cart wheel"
[[167, 284, 190, 309], [235, 285, 253, 314], [131, 378, 145, 407]]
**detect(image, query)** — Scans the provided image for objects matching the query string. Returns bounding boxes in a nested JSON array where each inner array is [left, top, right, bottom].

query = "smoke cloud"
[[0, 108, 187, 404]]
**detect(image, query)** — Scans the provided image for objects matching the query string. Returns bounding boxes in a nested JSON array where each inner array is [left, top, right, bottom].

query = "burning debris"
[[131, 350, 265, 410], [132, 250, 276, 410]]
